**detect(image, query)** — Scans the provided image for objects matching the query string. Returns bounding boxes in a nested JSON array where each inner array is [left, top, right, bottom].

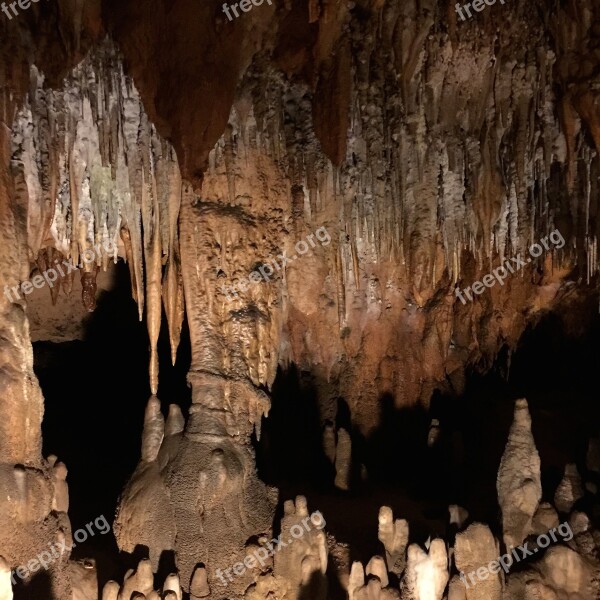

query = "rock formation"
[[497, 399, 542, 549], [378, 506, 410, 576], [274, 497, 328, 600], [454, 523, 501, 600], [400, 540, 448, 600], [335, 427, 352, 491], [1, 1, 600, 599], [70, 559, 98, 600], [555, 464, 584, 514]]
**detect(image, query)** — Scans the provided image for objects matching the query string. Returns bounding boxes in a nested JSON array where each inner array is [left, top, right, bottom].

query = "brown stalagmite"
[[497, 399, 542, 549]]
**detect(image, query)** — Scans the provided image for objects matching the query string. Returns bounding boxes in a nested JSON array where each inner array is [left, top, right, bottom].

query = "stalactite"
[[13, 39, 185, 395], [161, 157, 185, 366]]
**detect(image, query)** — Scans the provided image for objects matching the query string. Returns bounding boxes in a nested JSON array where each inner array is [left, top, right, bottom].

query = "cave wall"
[[0, 0, 598, 593]]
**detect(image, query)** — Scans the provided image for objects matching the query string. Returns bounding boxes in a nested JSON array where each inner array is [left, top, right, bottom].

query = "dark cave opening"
[[32, 262, 191, 592]]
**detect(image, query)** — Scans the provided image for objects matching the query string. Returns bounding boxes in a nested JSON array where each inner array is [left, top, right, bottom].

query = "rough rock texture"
[[115, 386, 273, 598], [497, 399, 542, 549], [378, 506, 410, 576], [335, 427, 352, 491], [555, 464, 584, 514], [273, 497, 328, 600], [454, 523, 502, 600], [504, 546, 597, 600], [1, 1, 600, 599], [8, 0, 600, 432], [0, 94, 73, 600], [400, 540, 448, 600], [190, 565, 211, 599], [70, 559, 98, 600], [27, 264, 116, 342], [532, 503, 560, 537]]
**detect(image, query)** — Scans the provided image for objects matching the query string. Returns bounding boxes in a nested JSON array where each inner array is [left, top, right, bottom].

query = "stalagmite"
[[51, 460, 69, 513], [366, 556, 389, 588], [506, 545, 595, 599], [448, 505, 469, 531], [349, 562, 367, 600], [323, 421, 336, 465], [6, 3, 600, 600], [70, 559, 98, 600], [163, 573, 182, 600], [427, 419, 441, 447], [274, 496, 328, 600], [118, 559, 154, 600], [497, 399, 542, 549], [165, 404, 185, 436], [554, 464, 584, 514], [454, 523, 501, 600], [335, 427, 352, 491], [141, 396, 164, 463], [378, 506, 409, 575], [532, 502, 560, 536], [102, 581, 119, 600], [401, 540, 448, 600], [0, 557, 12, 600], [190, 565, 210, 598], [348, 560, 399, 600], [569, 511, 596, 560]]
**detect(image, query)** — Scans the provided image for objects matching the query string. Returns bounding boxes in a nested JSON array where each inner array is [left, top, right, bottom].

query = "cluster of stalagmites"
[[30, 398, 591, 600]]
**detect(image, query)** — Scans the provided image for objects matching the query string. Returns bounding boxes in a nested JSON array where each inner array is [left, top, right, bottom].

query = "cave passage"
[[32, 261, 600, 592]]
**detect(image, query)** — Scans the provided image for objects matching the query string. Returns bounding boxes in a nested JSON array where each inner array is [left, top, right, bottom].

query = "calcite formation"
[[497, 399, 542, 549], [334, 427, 352, 491], [72, 396, 600, 600], [454, 524, 501, 600], [378, 506, 410, 576], [1, 1, 600, 600], [400, 540, 448, 600], [114, 384, 273, 598], [273, 497, 328, 600], [555, 464, 585, 514], [11, 39, 185, 397]]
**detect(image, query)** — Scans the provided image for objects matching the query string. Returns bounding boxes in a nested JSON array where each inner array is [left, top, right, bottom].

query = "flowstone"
[[115, 374, 274, 599]]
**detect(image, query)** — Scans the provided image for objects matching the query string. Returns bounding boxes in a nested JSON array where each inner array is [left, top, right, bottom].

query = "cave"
[[0, 1, 600, 599]]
